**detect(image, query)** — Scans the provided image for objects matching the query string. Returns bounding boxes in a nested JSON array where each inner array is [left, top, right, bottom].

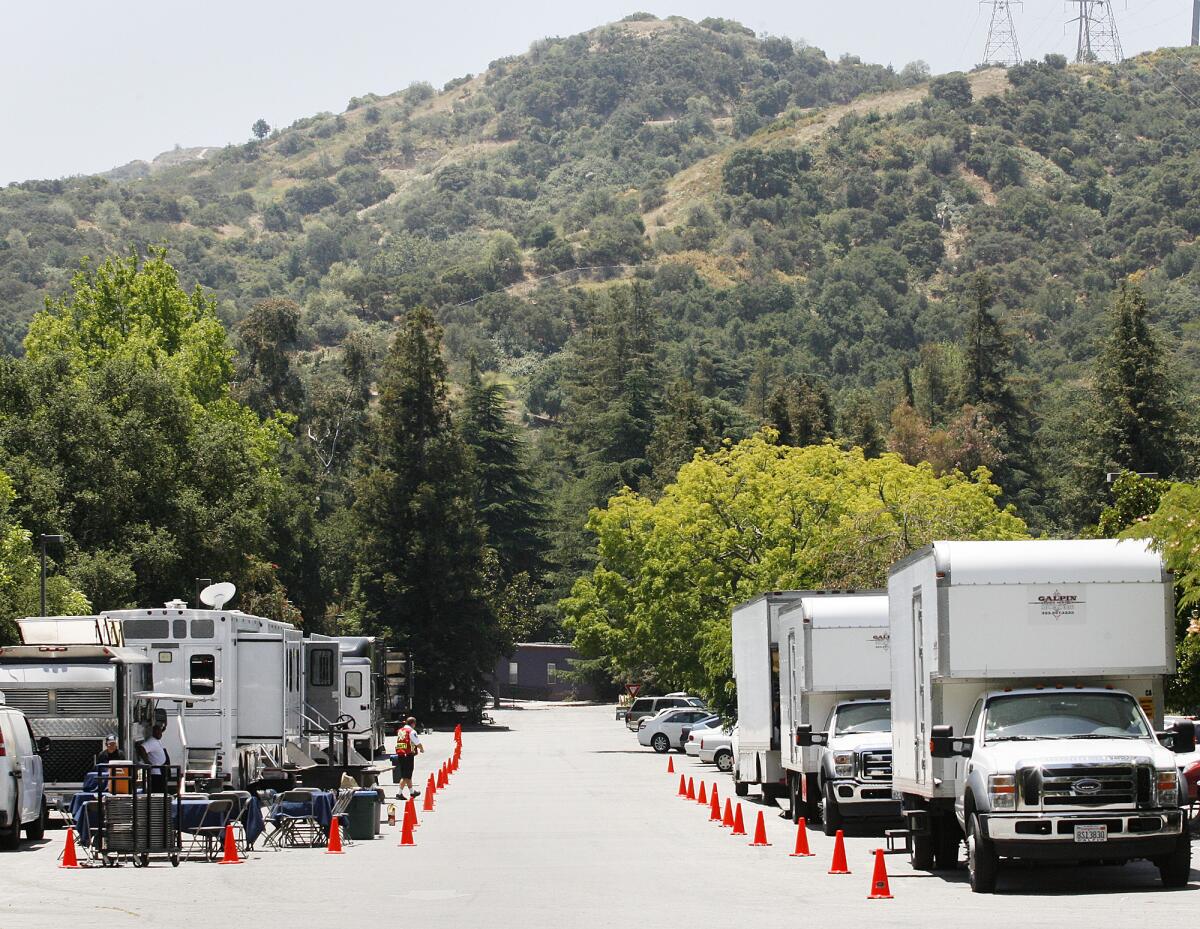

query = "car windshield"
[[835, 703, 891, 735], [984, 692, 1151, 741], [694, 716, 719, 730], [686, 698, 707, 708]]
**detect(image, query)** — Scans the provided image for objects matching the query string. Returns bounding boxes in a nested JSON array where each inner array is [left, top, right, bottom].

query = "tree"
[[235, 298, 301, 416], [252, 119, 271, 140], [839, 390, 884, 457], [348, 309, 501, 715], [645, 378, 718, 493], [1093, 281, 1185, 481], [562, 432, 1027, 709]]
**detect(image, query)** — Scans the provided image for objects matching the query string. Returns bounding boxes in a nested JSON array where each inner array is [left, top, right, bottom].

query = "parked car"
[[637, 708, 715, 753], [0, 694, 46, 849], [698, 727, 735, 772], [623, 693, 706, 731], [682, 715, 721, 755]]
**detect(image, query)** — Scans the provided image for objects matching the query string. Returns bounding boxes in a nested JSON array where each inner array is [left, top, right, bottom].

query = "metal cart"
[[94, 763, 183, 867]]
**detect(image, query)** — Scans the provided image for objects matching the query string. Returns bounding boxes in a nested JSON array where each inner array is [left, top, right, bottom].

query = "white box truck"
[[889, 539, 1195, 893], [731, 592, 805, 799], [779, 592, 898, 834]]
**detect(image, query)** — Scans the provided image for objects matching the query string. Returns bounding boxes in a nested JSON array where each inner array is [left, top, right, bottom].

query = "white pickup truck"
[[890, 539, 1195, 893]]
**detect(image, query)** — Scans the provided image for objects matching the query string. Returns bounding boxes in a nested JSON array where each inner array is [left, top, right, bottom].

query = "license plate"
[[1074, 825, 1107, 843]]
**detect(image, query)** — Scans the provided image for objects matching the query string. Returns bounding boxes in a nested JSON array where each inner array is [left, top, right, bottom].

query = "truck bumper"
[[829, 779, 901, 817], [984, 810, 1184, 860]]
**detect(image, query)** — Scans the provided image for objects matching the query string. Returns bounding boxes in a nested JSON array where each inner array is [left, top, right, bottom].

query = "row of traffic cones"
[[669, 760, 892, 899], [401, 726, 463, 847]]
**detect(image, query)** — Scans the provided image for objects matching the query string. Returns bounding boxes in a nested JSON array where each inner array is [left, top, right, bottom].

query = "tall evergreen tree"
[[1093, 281, 1185, 479], [645, 378, 717, 493], [459, 362, 547, 579], [349, 308, 499, 715]]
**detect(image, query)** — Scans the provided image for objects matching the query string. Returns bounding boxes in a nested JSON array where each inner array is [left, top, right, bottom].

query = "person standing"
[[136, 724, 171, 793], [392, 716, 424, 800]]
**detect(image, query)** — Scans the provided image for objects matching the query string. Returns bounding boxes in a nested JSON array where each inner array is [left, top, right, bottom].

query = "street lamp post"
[[38, 534, 64, 616]]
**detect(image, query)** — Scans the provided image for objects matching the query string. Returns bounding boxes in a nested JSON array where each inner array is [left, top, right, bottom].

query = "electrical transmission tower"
[[1067, 0, 1123, 63], [982, 1, 1023, 66]]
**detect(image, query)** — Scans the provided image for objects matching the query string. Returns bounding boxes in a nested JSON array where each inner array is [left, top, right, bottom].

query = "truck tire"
[[822, 781, 843, 837], [0, 806, 19, 851], [910, 829, 934, 870], [934, 815, 961, 870], [735, 780, 749, 797], [1156, 831, 1192, 888], [788, 773, 801, 824], [967, 814, 998, 894]]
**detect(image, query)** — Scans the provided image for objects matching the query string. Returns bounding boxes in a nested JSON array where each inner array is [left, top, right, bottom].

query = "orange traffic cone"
[[423, 783, 436, 813], [677, 774, 687, 797], [686, 777, 696, 801], [868, 848, 893, 899], [667, 756, 675, 774], [790, 818, 814, 857], [454, 723, 462, 742], [399, 811, 416, 847], [731, 804, 747, 836], [828, 829, 851, 874], [749, 810, 771, 847], [709, 785, 721, 822], [697, 781, 708, 806], [325, 816, 345, 855], [721, 798, 734, 828], [60, 827, 80, 869], [405, 796, 419, 829], [217, 823, 242, 863], [437, 765, 447, 789]]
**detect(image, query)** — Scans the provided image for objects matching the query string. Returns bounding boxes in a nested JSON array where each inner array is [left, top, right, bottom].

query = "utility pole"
[[982, 0, 1023, 66], [1192, 0, 1198, 46], [1067, 0, 1124, 63], [38, 534, 63, 616]]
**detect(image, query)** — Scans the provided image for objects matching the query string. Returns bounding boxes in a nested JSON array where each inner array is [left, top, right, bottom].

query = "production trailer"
[[0, 617, 155, 813], [779, 592, 897, 834], [334, 636, 387, 757], [889, 539, 1195, 893], [107, 601, 309, 791], [731, 592, 805, 799]]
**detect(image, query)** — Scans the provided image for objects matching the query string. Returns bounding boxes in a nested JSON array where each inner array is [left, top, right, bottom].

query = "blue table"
[[71, 794, 266, 846], [273, 790, 335, 830]]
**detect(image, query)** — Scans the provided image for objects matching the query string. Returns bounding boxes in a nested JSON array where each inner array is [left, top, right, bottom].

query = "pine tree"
[[645, 378, 717, 492], [348, 308, 499, 715], [459, 362, 547, 579], [1093, 281, 1185, 479], [840, 390, 884, 457]]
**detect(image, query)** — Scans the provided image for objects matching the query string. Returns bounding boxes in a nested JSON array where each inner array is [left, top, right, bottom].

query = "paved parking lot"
[[2, 703, 1197, 928]]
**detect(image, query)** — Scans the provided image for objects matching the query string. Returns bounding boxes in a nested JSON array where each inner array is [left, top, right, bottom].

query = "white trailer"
[[778, 592, 895, 831], [731, 592, 805, 799], [107, 601, 308, 790], [889, 539, 1193, 892]]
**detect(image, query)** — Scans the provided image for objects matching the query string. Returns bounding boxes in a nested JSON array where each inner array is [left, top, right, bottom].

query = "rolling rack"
[[94, 763, 183, 867]]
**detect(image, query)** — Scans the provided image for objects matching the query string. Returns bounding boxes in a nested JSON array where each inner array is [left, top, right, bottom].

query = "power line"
[[982, 0, 1024, 65]]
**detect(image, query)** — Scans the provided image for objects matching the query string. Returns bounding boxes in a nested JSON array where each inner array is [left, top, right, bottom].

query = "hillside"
[[3, 15, 1200, 631]]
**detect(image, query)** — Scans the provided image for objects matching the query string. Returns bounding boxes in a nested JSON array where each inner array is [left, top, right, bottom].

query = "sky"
[[1, 0, 1194, 185]]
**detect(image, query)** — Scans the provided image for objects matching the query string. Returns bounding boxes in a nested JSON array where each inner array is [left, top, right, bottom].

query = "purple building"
[[493, 642, 595, 701]]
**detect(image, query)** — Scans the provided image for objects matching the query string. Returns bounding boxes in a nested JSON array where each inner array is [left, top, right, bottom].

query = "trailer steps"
[[884, 828, 911, 854]]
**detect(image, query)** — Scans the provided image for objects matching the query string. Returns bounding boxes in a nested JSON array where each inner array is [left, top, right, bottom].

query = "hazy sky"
[[2, 0, 1194, 184]]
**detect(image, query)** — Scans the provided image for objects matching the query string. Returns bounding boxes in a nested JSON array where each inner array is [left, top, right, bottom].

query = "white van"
[[0, 694, 46, 849]]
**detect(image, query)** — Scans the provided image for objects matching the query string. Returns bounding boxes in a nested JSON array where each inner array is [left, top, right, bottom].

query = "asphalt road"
[[3, 703, 1198, 928]]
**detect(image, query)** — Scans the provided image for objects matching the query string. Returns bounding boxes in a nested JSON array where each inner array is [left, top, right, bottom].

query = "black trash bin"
[[346, 789, 384, 840]]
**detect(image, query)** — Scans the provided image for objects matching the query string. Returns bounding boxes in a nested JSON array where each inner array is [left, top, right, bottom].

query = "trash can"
[[347, 789, 383, 840]]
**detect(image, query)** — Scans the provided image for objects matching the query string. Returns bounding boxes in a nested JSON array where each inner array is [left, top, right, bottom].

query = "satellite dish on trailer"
[[199, 582, 236, 611]]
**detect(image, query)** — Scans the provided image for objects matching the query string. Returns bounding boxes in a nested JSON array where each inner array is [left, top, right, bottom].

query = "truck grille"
[[1029, 763, 1145, 808], [860, 750, 893, 780]]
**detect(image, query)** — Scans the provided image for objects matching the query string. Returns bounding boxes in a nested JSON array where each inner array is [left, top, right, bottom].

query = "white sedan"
[[683, 716, 722, 756], [637, 708, 716, 753], [698, 727, 735, 772]]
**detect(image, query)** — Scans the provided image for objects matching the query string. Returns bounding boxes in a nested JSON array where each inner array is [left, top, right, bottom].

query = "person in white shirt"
[[392, 717, 424, 800], [136, 724, 171, 792]]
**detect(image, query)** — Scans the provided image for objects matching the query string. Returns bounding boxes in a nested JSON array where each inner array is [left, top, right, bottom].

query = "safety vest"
[[395, 727, 413, 756]]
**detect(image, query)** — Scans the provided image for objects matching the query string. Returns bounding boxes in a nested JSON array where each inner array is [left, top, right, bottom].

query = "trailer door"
[[237, 640, 284, 741], [912, 592, 926, 786]]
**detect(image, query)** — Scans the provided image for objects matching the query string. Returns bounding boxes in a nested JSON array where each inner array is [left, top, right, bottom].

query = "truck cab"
[[934, 685, 1194, 892], [801, 698, 898, 835]]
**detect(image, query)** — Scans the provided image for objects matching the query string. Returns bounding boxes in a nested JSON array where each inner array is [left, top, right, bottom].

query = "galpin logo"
[[1036, 590, 1081, 620]]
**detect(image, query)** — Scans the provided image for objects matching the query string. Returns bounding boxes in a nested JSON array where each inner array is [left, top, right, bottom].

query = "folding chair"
[[182, 798, 236, 861], [325, 788, 355, 848], [266, 790, 322, 848], [210, 791, 253, 851]]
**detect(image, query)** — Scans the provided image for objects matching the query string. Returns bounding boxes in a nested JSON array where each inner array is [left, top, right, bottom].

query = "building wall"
[[493, 643, 595, 701]]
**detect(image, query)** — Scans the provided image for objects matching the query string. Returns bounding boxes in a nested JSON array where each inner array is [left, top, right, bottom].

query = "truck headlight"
[[1156, 770, 1179, 808], [833, 751, 854, 778], [989, 774, 1017, 810]]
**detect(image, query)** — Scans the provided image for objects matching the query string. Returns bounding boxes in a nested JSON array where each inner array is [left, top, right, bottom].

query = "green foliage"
[[563, 432, 1027, 708]]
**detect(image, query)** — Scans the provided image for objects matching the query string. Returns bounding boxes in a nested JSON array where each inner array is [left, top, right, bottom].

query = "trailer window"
[[546, 662, 557, 683], [309, 649, 334, 688], [191, 619, 214, 639], [189, 654, 216, 695], [123, 619, 169, 640], [345, 671, 363, 699], [173, 619, 188, 639]]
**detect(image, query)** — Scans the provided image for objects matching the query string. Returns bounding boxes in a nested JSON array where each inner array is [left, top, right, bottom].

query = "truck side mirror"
[[795, 724, 828, 748], [930, 724, 974, 758], [1170, 720, 1196, 755]]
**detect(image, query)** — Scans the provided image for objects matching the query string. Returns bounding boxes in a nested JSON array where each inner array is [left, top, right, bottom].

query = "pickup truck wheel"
[[0, 806, 19, 851], [910, 829, 934, 870], [650, 733, 671, 754], [822, 782, 843, 837], [24, 804, 46, 841], [715, 750, 733, 773], [735, 780, 749, 797], [1156, 831, 1192, 888], [967, 814, 998, 894]]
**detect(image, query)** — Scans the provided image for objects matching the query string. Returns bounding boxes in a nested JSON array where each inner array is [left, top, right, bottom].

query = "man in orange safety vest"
[[393, 716, 424, 800]]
